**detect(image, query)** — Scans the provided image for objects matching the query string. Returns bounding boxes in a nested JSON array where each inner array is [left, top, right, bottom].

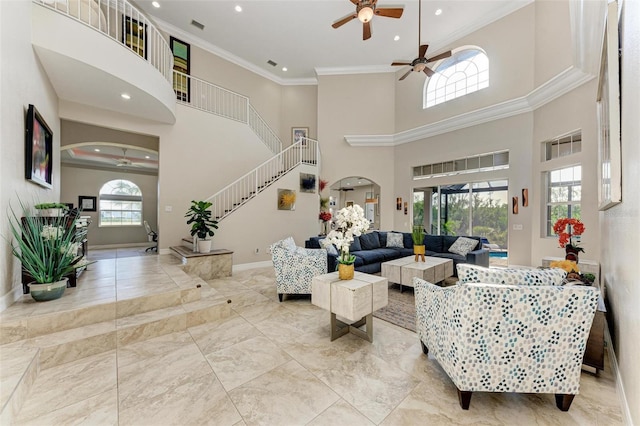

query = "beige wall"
[[534, 0, 573, 86], [0, 1, 61, 309], [601, 1, 640, 424], [317, 73, 396, 231], [394, 4, 536, 132], [61, 120, 159, 151], [281, 85, 318, 148], [60, 165, 158, 246]]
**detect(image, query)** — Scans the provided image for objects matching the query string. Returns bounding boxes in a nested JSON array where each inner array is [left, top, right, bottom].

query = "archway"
[[329, 177, 381, 230]]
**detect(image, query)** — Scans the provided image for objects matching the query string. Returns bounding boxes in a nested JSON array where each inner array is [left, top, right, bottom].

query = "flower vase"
[[28, 278, 68, 302], [338, 263, 354, 280], [565, 246, 580, 263]]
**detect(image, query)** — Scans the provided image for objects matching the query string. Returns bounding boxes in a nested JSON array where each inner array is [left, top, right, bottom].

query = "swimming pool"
[[489, 251, 508, 258]]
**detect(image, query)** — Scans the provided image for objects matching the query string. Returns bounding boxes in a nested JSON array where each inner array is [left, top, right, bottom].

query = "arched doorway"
[[329, 177, 381, 230]]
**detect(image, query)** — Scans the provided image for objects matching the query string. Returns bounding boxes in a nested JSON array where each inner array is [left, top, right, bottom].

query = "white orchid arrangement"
[[325, 205, 370, 265]]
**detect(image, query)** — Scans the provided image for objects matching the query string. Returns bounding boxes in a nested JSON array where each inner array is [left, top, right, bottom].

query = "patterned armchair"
[[271, 237, 327, 302], [414, 277, 598, 411], [457, 263, 567, 286]]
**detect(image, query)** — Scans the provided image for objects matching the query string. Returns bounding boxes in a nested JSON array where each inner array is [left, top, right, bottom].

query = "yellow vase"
[[338, 263, 354, 280], [414, 245, 426, 262]]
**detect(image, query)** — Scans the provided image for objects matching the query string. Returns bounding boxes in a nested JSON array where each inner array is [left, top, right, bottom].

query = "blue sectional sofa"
[[305, 231, 489, 276]]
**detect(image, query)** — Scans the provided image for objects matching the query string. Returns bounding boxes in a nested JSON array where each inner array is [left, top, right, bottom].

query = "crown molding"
[[152, 17, 317, 86], [345, 66, 595, 147], [315, 65, 395, 77]]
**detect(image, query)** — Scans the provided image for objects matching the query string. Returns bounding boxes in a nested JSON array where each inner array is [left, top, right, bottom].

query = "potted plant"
[[185, 200, 219, 253], [325, 205, 370, 280], [7, 200, 93, 301], [412, 224, 426, 262], [34, 202, 68, 217], [553, 217, 585, 262]]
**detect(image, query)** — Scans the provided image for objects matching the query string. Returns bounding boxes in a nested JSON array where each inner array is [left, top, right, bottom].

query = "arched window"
[[98, 179, 143, 226], [424, 47, 489, 108]]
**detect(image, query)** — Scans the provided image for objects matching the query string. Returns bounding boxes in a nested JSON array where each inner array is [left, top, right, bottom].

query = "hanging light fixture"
[[358, 6, 374, 23]]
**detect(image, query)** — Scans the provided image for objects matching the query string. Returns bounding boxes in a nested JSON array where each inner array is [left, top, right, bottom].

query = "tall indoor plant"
[[185, 200, 219, 253], [8, 200, 92, 301], [325, 204, 370, 280]]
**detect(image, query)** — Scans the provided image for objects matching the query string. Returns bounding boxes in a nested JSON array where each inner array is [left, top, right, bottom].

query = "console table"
[[541, 256, 600, 286]]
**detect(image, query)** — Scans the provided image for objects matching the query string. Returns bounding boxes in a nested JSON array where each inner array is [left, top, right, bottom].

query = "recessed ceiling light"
[[121, 93, 131, 100], [393, 35, 400, 41], [282, 67, 287, 72], [145, 155, 150, 159], [151, 1, 160, 8], [435, 8, 443, 16], [94, 148, 100, 152], [235, 5, 242, 12]]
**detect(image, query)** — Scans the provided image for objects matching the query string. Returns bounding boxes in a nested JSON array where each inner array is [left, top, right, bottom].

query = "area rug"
[[373, 284, 417, 332], [373, 277, 458, 332]]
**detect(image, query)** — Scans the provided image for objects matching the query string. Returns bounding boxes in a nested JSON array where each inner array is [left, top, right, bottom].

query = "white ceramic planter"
[[197, 239, 212, 253]]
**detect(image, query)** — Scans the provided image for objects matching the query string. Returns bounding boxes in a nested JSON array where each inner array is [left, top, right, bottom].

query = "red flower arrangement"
[[319, 211, 332, 222], [553, 217, 585, 252]]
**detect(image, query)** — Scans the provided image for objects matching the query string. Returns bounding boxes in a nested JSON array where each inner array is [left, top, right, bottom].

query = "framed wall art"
[[79, 196, 97, 212], [597, 1, 622, 210], [299, 173, 316, 193], [277, 189, 296, 211], [122, 16, 147, 59], [292, 127, 308, 146], [170, 36, 190, 102], [25, 104, 53, 189]]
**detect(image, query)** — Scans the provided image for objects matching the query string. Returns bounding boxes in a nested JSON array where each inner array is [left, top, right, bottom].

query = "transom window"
[[545, 165, 581, 236], [424, 47, 489, 108], [99, 179, 142, 226]]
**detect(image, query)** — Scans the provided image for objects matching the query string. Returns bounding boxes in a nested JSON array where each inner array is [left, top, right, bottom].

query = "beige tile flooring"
[[5, 250, 624, 425]]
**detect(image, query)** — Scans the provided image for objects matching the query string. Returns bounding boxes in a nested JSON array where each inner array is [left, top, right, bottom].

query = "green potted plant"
[[7, 200, 93, 301], [185, 200, 219, 253], [412, 225, 426, 262], [34, 202, 68, 217]]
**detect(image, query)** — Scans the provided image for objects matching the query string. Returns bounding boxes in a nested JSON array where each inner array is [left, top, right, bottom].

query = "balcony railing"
[[34, 0, 173, 83]]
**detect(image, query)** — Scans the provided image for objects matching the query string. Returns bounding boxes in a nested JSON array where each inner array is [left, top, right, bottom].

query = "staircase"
[[0, 258, 232, 423]]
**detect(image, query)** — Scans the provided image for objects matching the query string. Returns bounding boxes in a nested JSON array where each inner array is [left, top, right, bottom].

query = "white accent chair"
[[271, 237, 327, 302], [414, 274, 598, 411]]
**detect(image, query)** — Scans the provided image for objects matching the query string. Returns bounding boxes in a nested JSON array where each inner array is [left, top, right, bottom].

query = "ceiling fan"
[[331, 0, 404, 41], [114, 148, 144, 167], [390, 0, 452, 80]]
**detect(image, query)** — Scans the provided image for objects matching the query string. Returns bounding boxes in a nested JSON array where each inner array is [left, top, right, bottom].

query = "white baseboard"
[[232, 261, 272, 272], [604, 323, 633, 426], [89, 243, 151, 249], [0, 285, 24, 313]]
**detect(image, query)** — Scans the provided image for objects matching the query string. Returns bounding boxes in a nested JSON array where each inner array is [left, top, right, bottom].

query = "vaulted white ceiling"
[[136, 0, 533, 83]]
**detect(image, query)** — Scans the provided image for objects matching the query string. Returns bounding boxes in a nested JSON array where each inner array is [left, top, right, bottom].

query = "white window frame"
[[98, 179, 143, 227], [423, 46, 489, 109], [544, 165, 582, 237]]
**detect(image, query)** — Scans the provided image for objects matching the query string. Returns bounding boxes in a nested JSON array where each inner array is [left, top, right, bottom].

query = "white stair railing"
[[34, 0, 173, 83], [173, 71, 282, 154], [206, 138, 320, 221]]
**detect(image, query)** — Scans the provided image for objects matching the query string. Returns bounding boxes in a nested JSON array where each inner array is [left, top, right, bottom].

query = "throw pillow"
[[448, 236, 478, 256], [359, 232, 381, 250], [349, 236, 362, 253], [282, 236, 296, 252], [319, 238, 339, 256], [386, 232, 404, 248]]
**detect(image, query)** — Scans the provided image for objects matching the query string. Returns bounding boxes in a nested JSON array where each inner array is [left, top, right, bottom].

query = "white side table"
[[541, 256, 600, 286], [312, 271, 388, 342]]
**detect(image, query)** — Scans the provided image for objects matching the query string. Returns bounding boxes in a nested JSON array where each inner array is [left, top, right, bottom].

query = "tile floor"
[[6, 250, 624, 425]]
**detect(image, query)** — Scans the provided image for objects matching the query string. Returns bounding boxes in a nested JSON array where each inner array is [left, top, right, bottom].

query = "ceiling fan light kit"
[[332, 0, 403, 41]]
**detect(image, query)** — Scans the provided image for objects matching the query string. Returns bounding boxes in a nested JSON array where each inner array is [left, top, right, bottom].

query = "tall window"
[[545, 166, 581, 236], [99, 179, 143, 226], [424, 47, 489, 108]]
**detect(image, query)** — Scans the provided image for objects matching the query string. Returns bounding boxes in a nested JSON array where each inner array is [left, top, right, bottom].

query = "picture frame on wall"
[[79, 196, 97, 212], [597, 1, 622, 210], [122, 16, 147, 59], [292, 127, 309, 146], [25, 104, 53, 189], [170, 36, 190, 102]]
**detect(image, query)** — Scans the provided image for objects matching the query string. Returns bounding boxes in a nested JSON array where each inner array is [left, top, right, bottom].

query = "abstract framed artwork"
[[512, 197, 519, 214], [597, 1, 622, 210], [122, 16, 147, 59], [170, 36, 190, 102], [292, 127, 308, 146], [25, 104, 53, 189], [277, 189, 296, 211], [522, 188, 529, 207], [79, 196, 97, 212], [299, 173, 316, 193]]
